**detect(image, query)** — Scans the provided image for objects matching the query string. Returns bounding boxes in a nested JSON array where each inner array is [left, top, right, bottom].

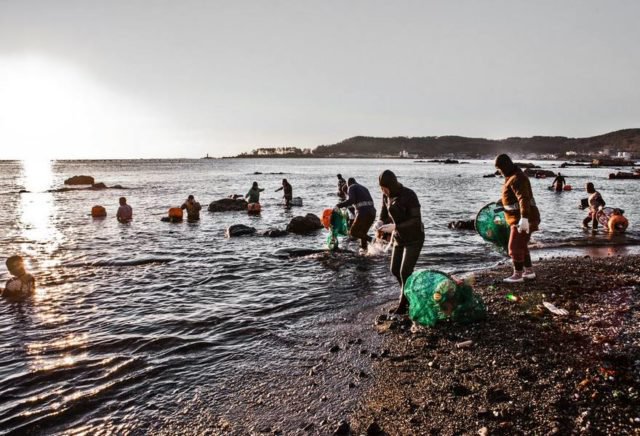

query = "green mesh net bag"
[[326, 209, 349, 250], [475, 202, 510, 251], [404, 270, 487, 327]]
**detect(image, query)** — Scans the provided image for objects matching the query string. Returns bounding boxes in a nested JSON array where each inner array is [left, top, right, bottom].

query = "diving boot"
[[503, 271, 524, 283]]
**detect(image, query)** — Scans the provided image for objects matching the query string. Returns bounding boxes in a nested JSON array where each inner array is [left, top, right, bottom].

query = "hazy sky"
[[1, 0, 639, 158]]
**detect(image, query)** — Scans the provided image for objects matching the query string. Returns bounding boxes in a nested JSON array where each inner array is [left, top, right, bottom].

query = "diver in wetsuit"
[[275, 179, 293, 208], [337, 174, 347, 199], [245, 182, 264, 204], [336, 178, 376, 251], [552, 173, 566, 192], [582, 182, 605, 232], [377, 170, 425, 314]]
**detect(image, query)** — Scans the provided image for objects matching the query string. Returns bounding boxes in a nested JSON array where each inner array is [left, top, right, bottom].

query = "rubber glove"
[[517, 217, 530, 234], [379, 223, 396, 234], [598, 205, 604, 211]]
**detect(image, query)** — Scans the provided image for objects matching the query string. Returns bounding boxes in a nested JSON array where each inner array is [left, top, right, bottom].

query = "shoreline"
[[346, 254, 640, 435]]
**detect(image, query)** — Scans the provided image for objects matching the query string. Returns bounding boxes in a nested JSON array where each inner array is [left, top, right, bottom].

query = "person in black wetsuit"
[[377, 170, 425, 314], [275, 178, 293, 208], [337, 174, 347, 199], [552, 173, 566, 192], [336, 177, 376, 251]]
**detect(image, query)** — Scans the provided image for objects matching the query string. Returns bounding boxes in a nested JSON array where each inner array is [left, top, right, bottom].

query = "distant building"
[[617, 151, 632, 160], [399, 150, 410, 158], [565, 151, 578, 157]]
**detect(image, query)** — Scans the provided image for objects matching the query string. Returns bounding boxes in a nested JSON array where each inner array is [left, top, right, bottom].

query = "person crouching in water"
[[116, 197, 133, 223], [495, 154, 541, 283], [336, 177, 376, 252], [3, 255, 36, 300], [181, 195, 202, 222], [275, 178, 293, 208], [378, 170, 424, 314], [582, 182, 605, 233]]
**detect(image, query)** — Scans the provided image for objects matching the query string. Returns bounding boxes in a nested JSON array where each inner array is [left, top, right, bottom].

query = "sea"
[[0, 158, 638, 433]]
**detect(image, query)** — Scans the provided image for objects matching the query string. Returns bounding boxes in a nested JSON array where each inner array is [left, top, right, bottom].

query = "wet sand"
[[348, 254, 640, 435]]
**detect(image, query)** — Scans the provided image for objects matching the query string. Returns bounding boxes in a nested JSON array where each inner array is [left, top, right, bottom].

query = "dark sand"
[[348, 255, 640, 435]]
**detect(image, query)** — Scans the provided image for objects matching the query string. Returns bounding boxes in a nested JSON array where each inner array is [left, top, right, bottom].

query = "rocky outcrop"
[[448, 219, 475, 230], [609, 171, 640, 180], [209, 198, 248, 212], [286, 214, 323, 235], [263, 229, 288, 237], [48, 184, 127, 193], [64, 175, 95, 185], [225, 224, 256, 237], [524, 168, 556, 178]]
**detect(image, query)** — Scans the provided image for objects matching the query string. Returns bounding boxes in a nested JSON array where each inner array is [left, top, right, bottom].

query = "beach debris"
[[542, 301, 569, 316], [263, 228, 288, 237], [456, 340, 474, 349], [225, 224, 256, 237], [506, 293, 521, 302], [286, 213, 323, 234]]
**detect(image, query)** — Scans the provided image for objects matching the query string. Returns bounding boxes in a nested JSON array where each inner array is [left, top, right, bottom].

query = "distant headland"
[[231, 128, 640, 160]]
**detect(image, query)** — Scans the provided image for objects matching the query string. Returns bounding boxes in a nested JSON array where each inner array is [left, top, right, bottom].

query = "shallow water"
[[0, 158, 638, 433]]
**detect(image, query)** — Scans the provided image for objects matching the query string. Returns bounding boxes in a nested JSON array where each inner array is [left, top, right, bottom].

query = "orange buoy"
[[321, 208, 333, 229], [247, 203, 261, 214], [91, 205, 107, 218], [608, 214, 628, 233], [168, 207, 183, 221], [564, 185, 572, 191]]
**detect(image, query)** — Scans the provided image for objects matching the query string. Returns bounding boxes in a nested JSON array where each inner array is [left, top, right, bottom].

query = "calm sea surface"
[[0, 158, 638, 433]]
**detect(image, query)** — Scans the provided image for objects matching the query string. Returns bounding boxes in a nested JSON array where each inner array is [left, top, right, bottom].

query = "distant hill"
[[312, 129, 640, 158]]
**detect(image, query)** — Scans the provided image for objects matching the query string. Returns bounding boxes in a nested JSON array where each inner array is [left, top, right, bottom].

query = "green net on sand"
[[327, 209, 349, 250], [475, 202, 510, 251], [404, 270, 487, 327]]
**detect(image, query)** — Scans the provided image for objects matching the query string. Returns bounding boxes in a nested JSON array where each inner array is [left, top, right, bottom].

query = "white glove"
[[378, 223, 396, 234], [517, 217, 530, 234], [598, 205, 604, 211], [333, 206, 341, 212]]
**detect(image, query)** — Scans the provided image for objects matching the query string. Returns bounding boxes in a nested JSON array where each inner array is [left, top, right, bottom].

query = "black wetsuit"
[[552, 175, 566, 192], [337, 183, 376, 249]]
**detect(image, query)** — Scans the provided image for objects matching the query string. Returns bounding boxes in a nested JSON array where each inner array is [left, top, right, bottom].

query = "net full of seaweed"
[[475, 201, 510, 251], [404, 270, 487, 327]]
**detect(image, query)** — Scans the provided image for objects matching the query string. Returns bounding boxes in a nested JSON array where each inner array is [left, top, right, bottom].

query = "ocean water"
[[0, 158, 638, 433]]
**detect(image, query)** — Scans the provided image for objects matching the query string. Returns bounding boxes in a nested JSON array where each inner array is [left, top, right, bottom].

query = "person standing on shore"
[[378, 170, 425, 314], [336, 177, 376, 252], [116, 197, 133, 223], [582, 182, 605, 233], [495, 154, 541, 283], [275, 179, 293, 208], [552, 173, 566, 192], [181, 195, 202, 222]]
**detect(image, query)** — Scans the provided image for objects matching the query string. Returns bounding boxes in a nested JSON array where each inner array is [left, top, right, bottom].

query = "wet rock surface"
[[350, 255, 640, 435], [208, 198, 248, 212], [225, 224, 256, 237], [263, 228, 288, 237], [448, 219, 475, 230], [64, 175, 95, 185], [286, 213, 323, 234]]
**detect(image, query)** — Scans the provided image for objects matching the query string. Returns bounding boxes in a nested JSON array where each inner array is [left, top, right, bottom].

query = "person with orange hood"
[[495, 154, 541, 283]]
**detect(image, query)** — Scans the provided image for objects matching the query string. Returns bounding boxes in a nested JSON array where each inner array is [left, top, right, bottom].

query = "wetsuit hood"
[[379, 170, 402, 196], [586, 182, 595, 194], [495, 154, 517, 177], [347, 177, 356, 186]]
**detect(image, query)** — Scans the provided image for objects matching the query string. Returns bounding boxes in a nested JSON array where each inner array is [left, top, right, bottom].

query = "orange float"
[[608, 214, 628, 233], [564, 185, 572, 191], [168, 207, 183, 221], [321, 208, 333, 229], [247, 203, 261, 214], [91, 205, 107, 218]]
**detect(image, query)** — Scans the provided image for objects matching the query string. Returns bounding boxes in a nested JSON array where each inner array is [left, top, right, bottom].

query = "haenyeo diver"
[[551, 173, 566, 192], [181, 195, 202, 222], [275, 178, 293, 208], [337, 174, 347, 199], [581, 182, 605, 233], [495, 154, 541, 283], [378, 170, 425, 314], [246, 182, 264, 204], [335, 177, 376, 251]]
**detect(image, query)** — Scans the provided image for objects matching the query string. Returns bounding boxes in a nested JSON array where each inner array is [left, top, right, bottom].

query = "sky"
[[1, 0, 639, 159]]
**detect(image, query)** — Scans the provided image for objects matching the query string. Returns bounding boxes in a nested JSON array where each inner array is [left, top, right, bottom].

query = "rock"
[[524, 168, 556, 178], [329, 344, 340, 353], [366, 421, 384, 436], [486, 387, 510, 403], [225, 224, 256, 237], [209, 198, 248, 212], [263, 229, 288, 237], [451, 384, 472, 397], [64, 175, 94, 185], [90, 182, 108, 190], [333, 420, 350, 435], [286, 213, 323, 234], [448, 219, 475, 230]]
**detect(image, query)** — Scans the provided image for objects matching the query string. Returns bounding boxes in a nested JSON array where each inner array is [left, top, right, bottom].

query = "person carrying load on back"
[[495, 154, 541, 283], [552, 173, 566, 192], [337, 174, 347, 199], [275, 179, 293, 209], [245, 182, 264, 205], [335, 177, 376, 251], [378, 170, 425, 315], [181, 195, 202, 221], [581, 182, 605, 232]]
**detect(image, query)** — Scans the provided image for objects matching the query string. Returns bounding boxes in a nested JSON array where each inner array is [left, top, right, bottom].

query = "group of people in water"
[[2, 155, 632, 315]]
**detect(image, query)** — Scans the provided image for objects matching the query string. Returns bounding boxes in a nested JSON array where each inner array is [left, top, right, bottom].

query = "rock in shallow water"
[[64, 175, 94, 185], [226, 224, 256, 237], [209, 198, 248, 212], [286, 213, 323, 234]]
